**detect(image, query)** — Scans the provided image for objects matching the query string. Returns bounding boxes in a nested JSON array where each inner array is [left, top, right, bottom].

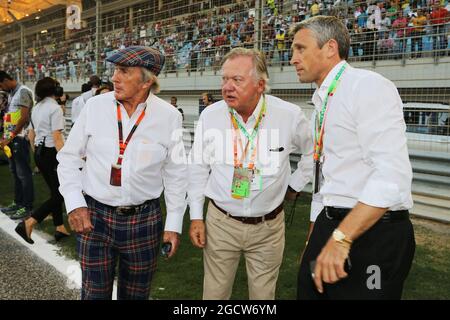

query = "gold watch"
[[332, 229, 353, 248]]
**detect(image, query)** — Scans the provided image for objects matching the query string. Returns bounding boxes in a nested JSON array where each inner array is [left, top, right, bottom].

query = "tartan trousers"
[[77, 195, 163, 300]]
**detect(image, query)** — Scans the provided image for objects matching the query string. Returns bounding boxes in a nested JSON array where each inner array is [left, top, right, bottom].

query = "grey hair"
[[141, 68, 160, 94], [289, 15, 350, 60], [221, 47, 270, 92]]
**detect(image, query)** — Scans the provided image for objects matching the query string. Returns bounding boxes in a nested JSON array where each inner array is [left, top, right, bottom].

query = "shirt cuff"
[[310, 193, 324, 222], [64, 190, 87, 214], [164, 212, 184, 234], [358, 179, 402, 208], [189, 201, 205, 220], [289, 174, 309, 192]]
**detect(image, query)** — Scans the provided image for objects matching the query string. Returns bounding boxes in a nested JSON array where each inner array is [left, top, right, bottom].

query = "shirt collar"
[[10, 83, 20, 96], [114, 92, 153, 113], [312, 60, 347, 110], [232, 94, 264, 124]]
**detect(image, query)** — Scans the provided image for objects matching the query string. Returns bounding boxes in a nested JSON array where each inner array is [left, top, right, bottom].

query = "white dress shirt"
[[188, 94, 313, 220], [70, 95, 83, 124], [57, 91, 188, 233], [31, 97, 65, 147], [310, 60, 413, 222], [71, 89, 95, 124]]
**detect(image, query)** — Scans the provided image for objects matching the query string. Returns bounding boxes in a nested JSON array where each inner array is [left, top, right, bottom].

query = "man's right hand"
[[189, 219, 206, 248], [68, 207, 93, 234]]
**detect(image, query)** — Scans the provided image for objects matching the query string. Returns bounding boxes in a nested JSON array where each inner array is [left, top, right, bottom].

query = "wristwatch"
[[332, 229, 353, 248]]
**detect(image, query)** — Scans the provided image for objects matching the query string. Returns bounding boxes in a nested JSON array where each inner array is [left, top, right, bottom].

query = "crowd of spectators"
[[0, 0, 448, 83]]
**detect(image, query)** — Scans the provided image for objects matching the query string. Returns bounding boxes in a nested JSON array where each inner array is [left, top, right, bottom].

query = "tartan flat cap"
[[106, 46, 165, 76]]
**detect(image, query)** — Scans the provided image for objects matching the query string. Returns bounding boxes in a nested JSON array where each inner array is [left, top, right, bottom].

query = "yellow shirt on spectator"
[[311, 4, 320, 16], [411, 15, 427, 32], [276, 32, 285, 50]]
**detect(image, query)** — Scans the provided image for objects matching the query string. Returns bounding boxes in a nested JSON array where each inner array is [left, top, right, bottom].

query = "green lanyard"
[[229, 96, 267, 168], [314, 63, 347, 162]]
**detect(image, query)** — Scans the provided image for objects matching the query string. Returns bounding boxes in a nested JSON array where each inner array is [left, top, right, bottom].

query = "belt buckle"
[[116, 206, 135, 215]]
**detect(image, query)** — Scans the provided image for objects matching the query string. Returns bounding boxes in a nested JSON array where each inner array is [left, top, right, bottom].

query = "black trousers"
[[31, 147, 64, 226], [297, 209, 415, 300]]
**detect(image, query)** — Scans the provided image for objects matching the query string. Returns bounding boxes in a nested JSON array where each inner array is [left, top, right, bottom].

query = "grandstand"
[[0, 0, 449, 220]]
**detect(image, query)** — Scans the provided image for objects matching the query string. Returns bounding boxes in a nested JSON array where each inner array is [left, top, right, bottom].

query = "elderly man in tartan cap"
[[57, 46, 188, 300]]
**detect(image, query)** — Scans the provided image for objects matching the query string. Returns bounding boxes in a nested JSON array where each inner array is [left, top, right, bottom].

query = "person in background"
[[56, 88, 70, 116], [75, 75, 102, 113], [15, 77, 70, 244], [95, 82, 114, 96], [0, 71, 34, 220], [170, 96, 184, 121], [71, 82, 92, 125], [202, 92, 214, 108], [0, 90, 7, 139]]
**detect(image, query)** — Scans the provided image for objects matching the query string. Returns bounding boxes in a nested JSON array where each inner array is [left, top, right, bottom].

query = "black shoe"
[[15, 221, 34, 244], [54, 231, 70, 242]]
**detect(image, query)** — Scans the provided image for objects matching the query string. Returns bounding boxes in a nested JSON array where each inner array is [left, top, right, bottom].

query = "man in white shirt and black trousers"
[[57, 46, 187, 300], [188, 47, 314, 300], [290, 16, 415, 300]]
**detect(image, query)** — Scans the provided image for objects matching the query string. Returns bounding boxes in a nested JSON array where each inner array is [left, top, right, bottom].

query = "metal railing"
[[1, 1, 449, 81]]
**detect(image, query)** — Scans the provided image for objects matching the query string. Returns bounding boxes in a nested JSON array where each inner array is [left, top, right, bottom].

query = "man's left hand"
[[163, 231, 180, 259], [313, 238, 350, 294]]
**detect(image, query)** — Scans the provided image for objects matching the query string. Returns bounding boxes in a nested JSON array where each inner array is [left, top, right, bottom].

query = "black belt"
[[323, 206, 410, 222], [211, 199, 283, 225], [85, 195, 159, 216]]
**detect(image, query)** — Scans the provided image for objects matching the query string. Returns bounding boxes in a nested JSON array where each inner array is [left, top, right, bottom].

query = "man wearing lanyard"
[[188, 47, 314, 300], [290, 16, 415, 299], [0, 71, 34, 220], [57, 46, 187, 300]]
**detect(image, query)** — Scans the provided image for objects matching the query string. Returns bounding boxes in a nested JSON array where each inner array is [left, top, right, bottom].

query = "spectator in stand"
[[276, 28, 288, 65], [378, 30, 395, 57], [392, 10, 410, 57], [350, 23, 364, 59], [379, 9, 392, 38], [311, 1, 321, 16], [357, 4, 369, 27], [386, 1, 398, 22], [411, 8, 427, 58], [430, 2, 449, 56]]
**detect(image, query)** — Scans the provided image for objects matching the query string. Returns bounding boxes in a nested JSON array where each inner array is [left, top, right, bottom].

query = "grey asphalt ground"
[[0, 228, 79, 300]]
